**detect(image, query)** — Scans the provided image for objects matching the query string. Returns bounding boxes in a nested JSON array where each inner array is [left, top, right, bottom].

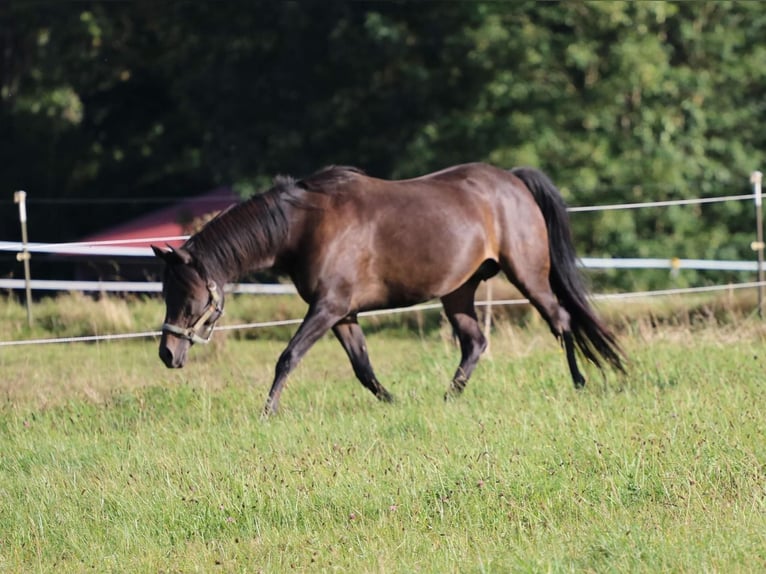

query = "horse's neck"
[[190, 193, 290, 282]]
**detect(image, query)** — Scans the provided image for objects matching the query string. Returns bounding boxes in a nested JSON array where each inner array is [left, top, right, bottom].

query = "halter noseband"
[[162, 280, 223, 345]]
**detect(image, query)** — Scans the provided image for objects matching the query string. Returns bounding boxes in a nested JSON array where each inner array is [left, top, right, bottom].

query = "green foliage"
[[1, 1, 765, 291]]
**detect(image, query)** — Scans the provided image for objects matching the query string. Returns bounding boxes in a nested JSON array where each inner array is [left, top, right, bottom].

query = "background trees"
[[1, 1, 764, 289]]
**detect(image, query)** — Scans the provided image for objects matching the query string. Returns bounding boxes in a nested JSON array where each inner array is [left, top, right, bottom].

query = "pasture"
[[1, 293, 766, 572]]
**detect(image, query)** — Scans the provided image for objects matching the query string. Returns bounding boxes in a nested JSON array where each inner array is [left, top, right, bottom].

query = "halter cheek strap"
[[162, 281, 223, 345]]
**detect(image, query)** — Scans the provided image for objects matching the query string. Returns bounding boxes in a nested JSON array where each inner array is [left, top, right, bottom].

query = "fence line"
[[1, 280, 763, 348], [0, 190, 758, 258], [2, 185, 763, 320], [1, 255, 763, 295], [567, 193, 755, 212], [14, 242, 763, 271], [0, 278, 297, 294], [0, 240, 157, 257], [578, 257, 764, 272]]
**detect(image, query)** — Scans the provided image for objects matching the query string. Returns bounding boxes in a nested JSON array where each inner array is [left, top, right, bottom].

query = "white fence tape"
[[0, 240, 153, 257], [0, 278, 296, 294], [578, 257, 764, 272], [567, 193, 755, 212], [0, 257, 762, 295]]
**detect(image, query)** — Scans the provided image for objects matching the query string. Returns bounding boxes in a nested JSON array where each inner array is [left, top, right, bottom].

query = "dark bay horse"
[[153, 163, 624, 415]]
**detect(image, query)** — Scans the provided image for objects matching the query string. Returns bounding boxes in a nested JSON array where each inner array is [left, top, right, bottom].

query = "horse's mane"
[[297, 165, 365, 193], [184, 166, 365, 280], [184, 177, 295, 280]]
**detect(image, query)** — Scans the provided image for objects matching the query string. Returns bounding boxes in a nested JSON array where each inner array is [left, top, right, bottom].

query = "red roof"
[[81, 187, 239, 249]]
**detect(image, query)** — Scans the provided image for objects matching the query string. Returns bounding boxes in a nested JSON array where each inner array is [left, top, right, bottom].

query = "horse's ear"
[[151, 245, 168, 260], [170, 246, 193, 265], [151, 244, 193, 265]]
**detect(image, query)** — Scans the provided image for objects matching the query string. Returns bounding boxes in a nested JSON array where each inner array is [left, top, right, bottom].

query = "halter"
[[162, 280, 223, 345]]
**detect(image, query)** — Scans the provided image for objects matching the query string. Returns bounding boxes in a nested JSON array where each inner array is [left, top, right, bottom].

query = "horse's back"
[[356, 163, 546, 263]]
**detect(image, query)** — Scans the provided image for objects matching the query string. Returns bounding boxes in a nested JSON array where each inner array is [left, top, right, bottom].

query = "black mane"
[[183, 166, 364, 281], [184, 178, 295, 281]]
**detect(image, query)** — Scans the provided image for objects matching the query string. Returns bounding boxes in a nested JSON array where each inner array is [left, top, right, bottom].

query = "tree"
[[396, 1, 766, 289], [1, 1, 764, 290]]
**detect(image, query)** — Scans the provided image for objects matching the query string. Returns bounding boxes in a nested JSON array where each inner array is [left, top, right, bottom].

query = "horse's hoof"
[[261, 401, 278, 419]]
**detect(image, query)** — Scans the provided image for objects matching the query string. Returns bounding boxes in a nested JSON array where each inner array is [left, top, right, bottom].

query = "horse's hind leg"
[[441, 279, 487, 399], [332, 316, 393, 403], [500, 259, 586, 388], [562, 331, 585, 388], [529, 293, 585, 388], [527, 291, 585, 388]]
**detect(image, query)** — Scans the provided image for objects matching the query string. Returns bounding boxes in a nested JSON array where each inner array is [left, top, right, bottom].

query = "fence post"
[[483, 280, 493, 355], [751, 171, 764, 318], [13, 190, 33, 327]]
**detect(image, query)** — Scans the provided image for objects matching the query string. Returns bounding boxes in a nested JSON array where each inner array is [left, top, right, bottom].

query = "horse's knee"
[[460, 330, 486, 360], [478, 329, 488, 351], [275, 349, 295, 378], [476, 332, 488, 358]]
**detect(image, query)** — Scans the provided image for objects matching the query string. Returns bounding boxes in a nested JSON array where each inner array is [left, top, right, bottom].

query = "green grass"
[[2, 296, 766, 572]]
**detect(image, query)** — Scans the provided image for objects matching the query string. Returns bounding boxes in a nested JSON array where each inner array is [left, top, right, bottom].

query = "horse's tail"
[[510, 167, 625, 373]]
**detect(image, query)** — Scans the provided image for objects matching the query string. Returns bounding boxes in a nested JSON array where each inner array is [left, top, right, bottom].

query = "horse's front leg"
[[332, 316, 394, 402], [263, 302, 344, 416]]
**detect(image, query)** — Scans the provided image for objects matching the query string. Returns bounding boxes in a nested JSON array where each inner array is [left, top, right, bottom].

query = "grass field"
[[1, 294, 766, 572]]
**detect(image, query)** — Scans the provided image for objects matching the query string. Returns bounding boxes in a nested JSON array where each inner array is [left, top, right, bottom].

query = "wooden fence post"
[[751, 171, 763, 318], [14, 190, 33, 327]]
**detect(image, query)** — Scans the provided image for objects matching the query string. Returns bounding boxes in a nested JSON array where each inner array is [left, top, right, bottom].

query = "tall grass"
[[1, 291, 765, 572], [1, 283, 761, 342]]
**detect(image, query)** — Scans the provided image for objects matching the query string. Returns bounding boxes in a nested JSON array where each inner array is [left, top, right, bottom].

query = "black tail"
[[511, 167, 625, 372]]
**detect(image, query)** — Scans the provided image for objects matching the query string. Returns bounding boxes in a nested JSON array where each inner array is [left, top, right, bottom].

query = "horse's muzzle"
[[159, 335, 188, 369]]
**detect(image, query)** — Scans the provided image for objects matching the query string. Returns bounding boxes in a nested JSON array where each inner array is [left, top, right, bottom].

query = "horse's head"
[[152, 245, 225, 368]]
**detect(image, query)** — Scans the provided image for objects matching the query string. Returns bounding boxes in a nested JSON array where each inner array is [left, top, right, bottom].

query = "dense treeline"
[[1, 1, 764, 289]]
